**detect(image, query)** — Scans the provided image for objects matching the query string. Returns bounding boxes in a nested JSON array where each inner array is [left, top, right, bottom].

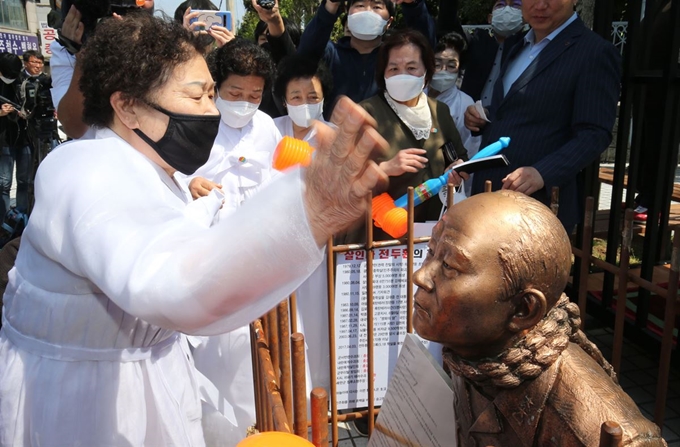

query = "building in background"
[[0, 0, 42, 57]]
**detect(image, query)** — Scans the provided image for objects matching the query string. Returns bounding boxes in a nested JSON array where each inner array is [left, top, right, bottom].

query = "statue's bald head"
[[449, 190, 571, 309], [413, 190, 573, 357]]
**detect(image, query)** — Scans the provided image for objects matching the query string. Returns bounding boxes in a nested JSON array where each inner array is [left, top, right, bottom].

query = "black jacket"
[[0, 80, 27, 149]]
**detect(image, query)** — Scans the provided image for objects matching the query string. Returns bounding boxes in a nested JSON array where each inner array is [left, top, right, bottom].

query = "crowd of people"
[[0, 50, 57, 242], [0, 0, 623, 445]]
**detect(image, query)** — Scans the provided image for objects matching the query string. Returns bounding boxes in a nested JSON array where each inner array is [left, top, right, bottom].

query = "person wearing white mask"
[[337, 29, 468, 245], [273, 55, 333, 145], [179, 39, 282, 445], [427, 32, 481, 197], [443, 0, 526, 107], [297, 0, 435, 117], [185, 39, 281, 215]]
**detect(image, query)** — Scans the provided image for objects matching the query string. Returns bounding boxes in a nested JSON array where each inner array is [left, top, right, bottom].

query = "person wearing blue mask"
[[297, 0, 436, 118]]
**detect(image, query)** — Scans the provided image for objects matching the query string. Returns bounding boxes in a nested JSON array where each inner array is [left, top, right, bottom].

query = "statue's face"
[[412, 197, 518, 360]]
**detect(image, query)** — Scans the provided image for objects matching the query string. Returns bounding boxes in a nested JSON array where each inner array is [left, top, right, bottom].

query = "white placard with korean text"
[[368, 334, 457, 447], [39, 22, 57, 58], [334, 243, 438, 410], [0, 32, 39, 56]]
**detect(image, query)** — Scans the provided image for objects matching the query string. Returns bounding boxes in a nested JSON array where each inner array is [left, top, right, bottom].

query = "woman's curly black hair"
[[273, 55, 333, 104], [209, 38, 275, 91], [79, 14, 206, 128]]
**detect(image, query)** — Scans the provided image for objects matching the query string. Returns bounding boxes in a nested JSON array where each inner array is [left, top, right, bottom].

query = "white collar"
[[384, 92, 433, 141]]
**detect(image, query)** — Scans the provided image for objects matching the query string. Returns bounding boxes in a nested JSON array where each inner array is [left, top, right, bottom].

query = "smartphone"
[[189, 10, 232, 31]]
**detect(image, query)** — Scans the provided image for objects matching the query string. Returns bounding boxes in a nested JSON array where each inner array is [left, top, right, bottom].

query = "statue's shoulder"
[[539, 343, 665, 446]]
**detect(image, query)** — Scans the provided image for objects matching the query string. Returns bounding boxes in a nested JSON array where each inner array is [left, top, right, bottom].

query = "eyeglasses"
[[434, 58, 459, 73]]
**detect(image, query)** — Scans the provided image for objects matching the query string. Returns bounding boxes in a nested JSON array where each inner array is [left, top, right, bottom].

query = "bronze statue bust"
[[413, 191, 666, 446]]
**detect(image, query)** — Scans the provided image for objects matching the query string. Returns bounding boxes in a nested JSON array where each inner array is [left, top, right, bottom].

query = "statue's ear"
[[508, 289, 547, 333]]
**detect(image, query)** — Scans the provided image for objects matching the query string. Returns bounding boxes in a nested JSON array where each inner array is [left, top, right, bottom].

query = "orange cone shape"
[[273, 136, 315, 171], [372, 193, 408, 238], [237, 432, 315, 447]]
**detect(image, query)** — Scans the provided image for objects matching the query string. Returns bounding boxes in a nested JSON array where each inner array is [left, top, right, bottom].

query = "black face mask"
[[133, 103, 221, 175]]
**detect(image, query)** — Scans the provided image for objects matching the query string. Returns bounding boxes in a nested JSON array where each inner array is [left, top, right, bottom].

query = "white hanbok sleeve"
[[49, 40, 76, 111], [29, 140, 323, 335]]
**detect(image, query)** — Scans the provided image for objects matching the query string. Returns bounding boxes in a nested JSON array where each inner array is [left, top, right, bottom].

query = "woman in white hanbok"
[[0, 15, 388, 447], [272, 55, 333, 147], [178, 40, 287, 446]]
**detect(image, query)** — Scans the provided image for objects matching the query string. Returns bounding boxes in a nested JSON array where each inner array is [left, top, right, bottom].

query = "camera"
[[61, 0, 147, 41], [257, 0, 276, 10], [18, 76, 59, 165], [0, 208, 27, 247]]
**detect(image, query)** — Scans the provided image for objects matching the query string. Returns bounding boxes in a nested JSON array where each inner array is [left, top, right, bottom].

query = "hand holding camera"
[[252, 0, 279, 21], [252, 0, 284, 37], [323, 0, 345, 14], [256, 0, 276, 10], [182, 8, 235, 48]]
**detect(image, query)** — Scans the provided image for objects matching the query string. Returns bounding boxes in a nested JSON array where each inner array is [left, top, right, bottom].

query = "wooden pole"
[[365, 193, 375, 436], [406, 187, 414, 334], [291, 332, 308, 438], [654, 226, 680, 427], [311, 388, 329, 447], [326, 236, 339, 446], [577, 197, 595, 329], [612, 209, 634, 373], [278, 300, 293, 429], [599, 421, 623, 447], [551, 186, 560, 216]]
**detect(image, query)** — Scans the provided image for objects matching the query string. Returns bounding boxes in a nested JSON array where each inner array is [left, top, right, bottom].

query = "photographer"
[[21, 50, 58, 167], [0, 53, 31, 220], [22, 51, 46, 80]]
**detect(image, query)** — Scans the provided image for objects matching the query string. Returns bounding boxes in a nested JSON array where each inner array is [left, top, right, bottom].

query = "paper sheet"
[[474, 100, 491, 123], [368, 334, 457, 447]]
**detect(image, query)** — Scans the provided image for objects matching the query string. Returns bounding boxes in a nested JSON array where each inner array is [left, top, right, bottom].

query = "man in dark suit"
[[465, 0, 621, 230]]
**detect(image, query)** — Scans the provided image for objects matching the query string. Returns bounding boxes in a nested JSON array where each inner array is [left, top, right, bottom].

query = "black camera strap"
[[56, 31, 82, 56]]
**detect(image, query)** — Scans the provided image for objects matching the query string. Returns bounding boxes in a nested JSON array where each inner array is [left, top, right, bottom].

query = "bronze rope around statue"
[[443, 293, 617, 391]]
